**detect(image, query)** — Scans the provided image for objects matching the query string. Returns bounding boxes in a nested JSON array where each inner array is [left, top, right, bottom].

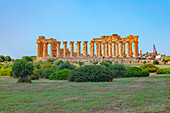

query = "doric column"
[[112, 41, 116, 57], [133, 41, 139, 58], [140, 50, 142, 57], [96, 42, 99, 56], [70, 41, 74, 57], [123, 43, 126, 57], [89, 41, 94, 57], [109, 42, 112, 57], [116, 42, 119, 57], [106, 42, 109, 57], [136, 41, 139, 57], [83, 41, 88, 57], [37, 42, 40, 58], [43, 43, 48, 58], [102, 42, 106, 57], [98, 41, 102, 57], [50, 43, 54, 58], [46, 43, 48, 57], [76, 41, 81, 57], [119, 41, 123, 57], [127, 41, 130, 57], [63, 41, 67, 57], [130, 42, 132, 57], [56, 42, 60, 57]]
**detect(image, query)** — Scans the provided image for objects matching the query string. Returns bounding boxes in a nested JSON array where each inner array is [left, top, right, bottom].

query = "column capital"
[[119, 41, 123, 43], [84, 41, 88, 43], [77, 41, 81, 43], [57, 41, 61, 44], [63, 41, 67, 44], [70, 41, 74, 44]]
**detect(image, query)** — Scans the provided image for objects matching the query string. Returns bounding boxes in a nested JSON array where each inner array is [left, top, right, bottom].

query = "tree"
[[78, 61, 84, 67], [162, 59, 168, 64], [12, 59, 34, 83], [22, 56, 33, 61], [5, 56, 11, 61], [0, 55, 5, 62]]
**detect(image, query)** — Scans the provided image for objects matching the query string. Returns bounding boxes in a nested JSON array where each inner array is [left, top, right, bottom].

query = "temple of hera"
[[36, 34, 139, 60]]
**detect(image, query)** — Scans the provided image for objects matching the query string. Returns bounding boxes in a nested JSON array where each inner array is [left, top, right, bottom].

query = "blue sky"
[[0, 0, 169, 59]]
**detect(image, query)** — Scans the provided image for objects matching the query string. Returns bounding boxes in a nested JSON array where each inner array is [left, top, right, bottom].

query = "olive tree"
[[12, 59, 33, 83]]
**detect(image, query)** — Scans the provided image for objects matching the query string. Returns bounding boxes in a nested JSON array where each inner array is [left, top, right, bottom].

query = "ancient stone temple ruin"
[[36, 34, 139, 60]]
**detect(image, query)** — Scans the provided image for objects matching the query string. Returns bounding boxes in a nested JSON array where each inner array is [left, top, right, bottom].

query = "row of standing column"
[[37, 41, 139, 58]]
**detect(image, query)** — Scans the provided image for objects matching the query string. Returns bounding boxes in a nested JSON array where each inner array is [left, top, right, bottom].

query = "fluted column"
[[89, 41, 94, 57], [63, 41, 67, 57], [112, 42, 116, 57], [83, 41, 88, 57], [102, 42, 105, 57], [56, 42, 60, 57], [123, 43, 126, 57], [127, 41, 130, 57], [76, 41, 81, 57], [70, 41, 74, 57], [116, 42, 119, 57], [133, 41, 139, 58], [109, 42, 112, 57], [130, 42, 132, 57], [37, 42, 40, 58], [96, 42, 99, 56], [46, 43, 48, 57], [43, 43, 48, 58], [50, 43, 54, 58], [98, 41, 102, 57], [119, 41, 123, 57], [106, 42, 109, 57]]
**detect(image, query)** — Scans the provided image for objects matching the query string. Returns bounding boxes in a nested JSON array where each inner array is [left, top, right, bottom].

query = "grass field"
[[0, 76, 169, 113]]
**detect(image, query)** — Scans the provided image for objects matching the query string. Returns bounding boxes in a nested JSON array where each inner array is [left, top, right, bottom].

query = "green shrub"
[[53, 59, 64, 65], [30, 75, 39, 80], [140, 64, 159, 72], [41, 63, 53, 69], [108, 64, 127, 78], [57, 61, 76, 71], [34, 62, 41, 69], [162, 59, 168, 64], [68, 65, 113, 82], [153, 60, 159, 65], [33, 68, 44, 78], [22, 56, 33, 61], [0, 55, 5, 62], [143, 61, 146, 64], [100, 62, 111, 67], [12, 59, 33, 83], [78, 61, 84, 67], [156, 68, 170, 74], [93, 61, 98, 65], [127, 67, 149, 77], [105, 60, 112, 64], [49, 69, 70, 80], [0, 63, 4, 69], [47, 58, 56, 62], [0, 67, 12, 76], [2, 63, 13, 69], [5, 56, 11, 61], [42, 68, 55, 79]]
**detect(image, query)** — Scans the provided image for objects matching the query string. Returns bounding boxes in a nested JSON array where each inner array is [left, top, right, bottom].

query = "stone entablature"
[[36, 34, 139, 60]]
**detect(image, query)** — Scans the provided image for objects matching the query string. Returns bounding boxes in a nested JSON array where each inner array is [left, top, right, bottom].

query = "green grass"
[[0, 76, 169, 113]]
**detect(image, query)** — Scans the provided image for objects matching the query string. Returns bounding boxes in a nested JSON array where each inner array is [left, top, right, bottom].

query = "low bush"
[[33, 68, 44, 78], [41, 63, 53, 69], [105, 60, 112, 64], [68, 65, 114, 82], [143, 61, 146, 64], [42, 68, 55, 79], [2, 63, 13, 69], [53, 59, 64, 65], [34, 62, 41, 69], [49, 69, 70, 80], [47, 58, 56, 63], [92, 61, 98, 65], [100, 62, 111, 67], [139, 64, 159, 72], [127, 67, 149, 77], [57, 61, 76, 71], [153, 60, 159, 65], [156, 68, 170, 74], [78, 61, 84, 67], [0, 67, 12, 76], [0, 63, 4, 69], [108, 63, 127, 78]]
